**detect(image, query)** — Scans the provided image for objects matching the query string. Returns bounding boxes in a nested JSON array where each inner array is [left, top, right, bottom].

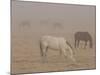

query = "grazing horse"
[[40, 35, 76, 63], [74, 32, 92, 48]]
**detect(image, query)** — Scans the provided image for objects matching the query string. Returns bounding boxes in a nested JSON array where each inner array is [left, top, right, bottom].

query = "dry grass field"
[[11, 1, 96, 74], [11, 32, 96, 74]]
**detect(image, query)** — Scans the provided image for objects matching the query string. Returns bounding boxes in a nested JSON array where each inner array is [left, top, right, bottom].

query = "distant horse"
[[74, 32, 92, 48], [40, 35, 76, 62]]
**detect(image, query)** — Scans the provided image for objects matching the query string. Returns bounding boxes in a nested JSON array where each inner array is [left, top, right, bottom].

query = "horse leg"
[[89, 39, 93, 48], [44, 47, 48, 57], [75, 39, 77, 48], [84, 41, 87, 48], [77, 40, 80, 48], [41, 46, 48, 63]]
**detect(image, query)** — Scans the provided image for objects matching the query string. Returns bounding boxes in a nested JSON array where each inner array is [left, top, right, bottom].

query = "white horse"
[[40, 35, 76, 63]]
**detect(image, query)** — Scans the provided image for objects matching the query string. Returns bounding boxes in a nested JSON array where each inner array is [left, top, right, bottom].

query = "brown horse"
[[74, 32, 92, 48]]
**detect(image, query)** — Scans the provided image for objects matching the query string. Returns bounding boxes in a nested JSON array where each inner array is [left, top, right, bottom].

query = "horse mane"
[[66, 41, 76, 55], [66, 41, 73, 50]]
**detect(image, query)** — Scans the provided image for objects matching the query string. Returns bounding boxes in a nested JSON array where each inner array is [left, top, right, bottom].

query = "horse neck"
[[89, 38, 93, 48]]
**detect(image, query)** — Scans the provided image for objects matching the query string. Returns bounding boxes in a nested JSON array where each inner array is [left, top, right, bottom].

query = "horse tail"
[[40, 41, 44, 56], [75, 38, 77, 48]]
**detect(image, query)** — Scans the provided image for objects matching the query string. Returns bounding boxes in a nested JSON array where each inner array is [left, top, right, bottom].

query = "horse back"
[[75, 32, 91, 40]]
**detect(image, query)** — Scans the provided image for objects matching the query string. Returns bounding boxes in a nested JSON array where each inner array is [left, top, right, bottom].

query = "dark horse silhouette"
[[74, 32, 92, 48]]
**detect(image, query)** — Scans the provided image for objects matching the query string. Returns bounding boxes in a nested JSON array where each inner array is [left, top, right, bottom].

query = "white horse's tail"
[[40, 41, 44, 57]]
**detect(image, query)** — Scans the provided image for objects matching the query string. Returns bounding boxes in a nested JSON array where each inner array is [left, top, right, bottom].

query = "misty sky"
[[11, 1, 96, 36]]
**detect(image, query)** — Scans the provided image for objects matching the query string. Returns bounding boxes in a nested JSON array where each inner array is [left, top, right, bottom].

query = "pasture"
[[11, 31, 96, 74]]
